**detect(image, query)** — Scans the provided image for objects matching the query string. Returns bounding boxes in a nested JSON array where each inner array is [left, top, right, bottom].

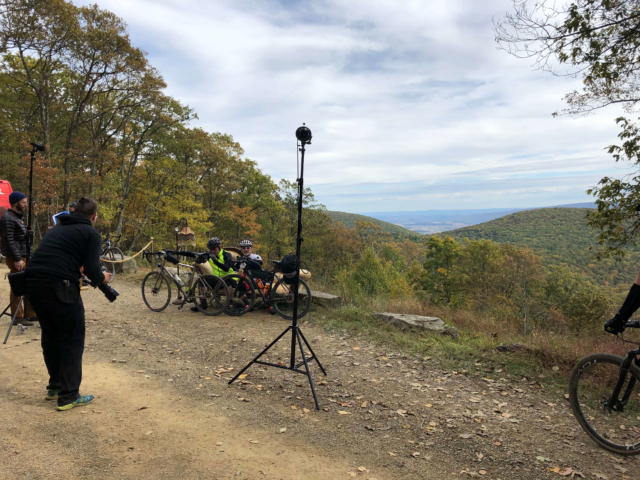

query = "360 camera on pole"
[[228, 125, 327, 409]]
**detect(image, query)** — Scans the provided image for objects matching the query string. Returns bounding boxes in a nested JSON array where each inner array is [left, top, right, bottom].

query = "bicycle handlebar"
[[626, 321, 640, 328]]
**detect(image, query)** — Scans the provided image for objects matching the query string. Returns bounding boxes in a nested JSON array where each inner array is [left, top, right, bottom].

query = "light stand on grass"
[[228, 125, 327, 409], [1, 142, 44, 343]]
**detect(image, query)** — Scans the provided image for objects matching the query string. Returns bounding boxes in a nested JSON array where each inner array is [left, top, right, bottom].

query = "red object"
[[0, 180, 12, 218]]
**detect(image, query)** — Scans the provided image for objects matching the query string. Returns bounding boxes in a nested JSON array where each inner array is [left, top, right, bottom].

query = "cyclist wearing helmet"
[[239, 239, 262, 266], [189, 237, 236, 312], [206, 237, 235, 277]]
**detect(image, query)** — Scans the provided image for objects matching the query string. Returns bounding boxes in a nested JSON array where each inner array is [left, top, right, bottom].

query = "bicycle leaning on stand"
[[141, 249, 230, 316], [569, 320, 640, 455], [100, 233, 124, 281], [223, 257, 312, 319]]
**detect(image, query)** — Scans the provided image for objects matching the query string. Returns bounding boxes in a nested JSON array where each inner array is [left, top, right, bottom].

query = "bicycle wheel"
[[141, 271, 171, 312], [569, 353, 640, 455], [222, 273, 256, 316], [195, 275, 230, 316], [107, 247, 125, 274], [270, 278, 312, 320], [100, 253, 116, 283]]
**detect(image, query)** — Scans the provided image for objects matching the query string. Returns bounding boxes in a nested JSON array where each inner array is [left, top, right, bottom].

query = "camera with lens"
[[92, 267, 120, 302]]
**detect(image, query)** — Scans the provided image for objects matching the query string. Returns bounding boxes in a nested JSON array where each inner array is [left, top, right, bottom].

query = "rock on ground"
[[310, 291, 341, 308], [121, 256, 139, 274], [372, 312, 458, 338]]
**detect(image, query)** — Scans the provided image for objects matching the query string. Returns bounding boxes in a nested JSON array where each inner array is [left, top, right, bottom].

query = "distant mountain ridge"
[[326, 211, 424, 240], [359, 202, 596, 234], [442, 207, 637, 287]]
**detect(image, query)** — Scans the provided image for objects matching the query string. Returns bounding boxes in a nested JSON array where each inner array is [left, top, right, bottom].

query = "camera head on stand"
[[92, 267, 119, 302]]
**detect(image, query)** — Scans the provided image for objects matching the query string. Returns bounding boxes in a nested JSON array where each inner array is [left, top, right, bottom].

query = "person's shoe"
[[56, 395, 94, 411], [44, 389, 61, 401], [172, 297, 184, 305], [190, 306, 199, 312], [82, 278, 90, 287], [13, 318, 33, 326]]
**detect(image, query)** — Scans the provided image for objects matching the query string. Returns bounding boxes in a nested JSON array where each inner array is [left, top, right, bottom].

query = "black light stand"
[[1, 142, 44, 343], [229, 124, 327, 409]]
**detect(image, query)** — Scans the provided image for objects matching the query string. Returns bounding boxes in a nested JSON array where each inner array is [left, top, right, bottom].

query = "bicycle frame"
[[607, 347, 640, 411], [151, 255, 201, 300], [237, 265, 294, 307]]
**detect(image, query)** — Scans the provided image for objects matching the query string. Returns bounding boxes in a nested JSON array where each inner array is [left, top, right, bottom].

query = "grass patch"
[[302, 302, 634, 395]]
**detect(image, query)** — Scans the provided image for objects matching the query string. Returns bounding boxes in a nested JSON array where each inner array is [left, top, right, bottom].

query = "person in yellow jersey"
[[190, 237, 236, 312]]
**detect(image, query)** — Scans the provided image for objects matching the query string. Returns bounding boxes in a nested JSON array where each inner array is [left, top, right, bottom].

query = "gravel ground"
[[0, 264, 637, 480]]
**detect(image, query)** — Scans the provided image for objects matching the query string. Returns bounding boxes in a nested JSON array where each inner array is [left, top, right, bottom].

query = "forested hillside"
[[444, 208, 639, 286], [326, 211, 423, 240]]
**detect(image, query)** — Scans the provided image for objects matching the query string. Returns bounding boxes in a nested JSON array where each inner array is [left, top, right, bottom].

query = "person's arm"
[[83, 230, 105, 284], [4, 217, 22, 262], [210, 252, 234, 273]]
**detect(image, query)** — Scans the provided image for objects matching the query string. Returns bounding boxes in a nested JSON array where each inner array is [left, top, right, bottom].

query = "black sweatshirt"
[[26, 214, 105, 284]]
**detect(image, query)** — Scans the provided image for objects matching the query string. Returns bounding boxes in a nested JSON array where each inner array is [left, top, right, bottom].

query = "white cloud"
[[74, 0, 629, 211]]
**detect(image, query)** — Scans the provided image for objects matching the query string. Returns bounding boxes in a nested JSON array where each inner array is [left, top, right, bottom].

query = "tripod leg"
[[298, 329, 327, 376], [228, 326, 292, 385], [295, 327, 321, 410], [0, 299, 16, 319], [4, 296, 24, 344]]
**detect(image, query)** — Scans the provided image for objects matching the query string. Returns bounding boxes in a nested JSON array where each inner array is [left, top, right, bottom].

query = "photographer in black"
[[25, 197, 112, 411]]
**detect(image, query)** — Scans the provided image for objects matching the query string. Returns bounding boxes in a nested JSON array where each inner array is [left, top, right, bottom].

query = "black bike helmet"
[[239, 239, 252, 248], [207, 237, 222, 250]]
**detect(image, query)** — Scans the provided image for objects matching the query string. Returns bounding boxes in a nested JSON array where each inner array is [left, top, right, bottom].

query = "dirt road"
[[0, 264, 637, 479]]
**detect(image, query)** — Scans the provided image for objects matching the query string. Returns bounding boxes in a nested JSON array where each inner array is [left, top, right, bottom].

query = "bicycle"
[[222, 257, 312, 319], [100, 233, 124, 281], [569, 320, 640, 455], [141, 250, 230, 316]]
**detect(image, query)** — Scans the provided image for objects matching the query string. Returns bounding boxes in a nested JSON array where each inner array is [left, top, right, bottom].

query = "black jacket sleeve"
[[210, 251, 234, 273], [5, 218, 22, 261], [83, 230, 105, 284]]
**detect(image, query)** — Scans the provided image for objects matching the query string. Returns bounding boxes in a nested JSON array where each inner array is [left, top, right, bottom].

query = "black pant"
[[28, 283, 85, 406]]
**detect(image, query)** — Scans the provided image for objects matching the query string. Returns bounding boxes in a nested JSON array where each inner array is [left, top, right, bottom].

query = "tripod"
[[1, 296, 29, 343], [1, 143, 43, 343], [229, 125, 327, 410]]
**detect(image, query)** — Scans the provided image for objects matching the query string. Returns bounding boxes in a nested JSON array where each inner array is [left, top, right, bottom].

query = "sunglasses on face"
[[241, 247, 251, 250]]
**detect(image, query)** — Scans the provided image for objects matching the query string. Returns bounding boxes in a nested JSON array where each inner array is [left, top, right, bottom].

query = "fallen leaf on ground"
[[338, 410, 351, 415], [547, 467, 572, 476], [248, 440, 259, 444], [136, 406, 149, 411]]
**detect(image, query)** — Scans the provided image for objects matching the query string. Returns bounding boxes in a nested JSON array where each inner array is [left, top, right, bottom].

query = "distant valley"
[[359, 202, 596, 234]]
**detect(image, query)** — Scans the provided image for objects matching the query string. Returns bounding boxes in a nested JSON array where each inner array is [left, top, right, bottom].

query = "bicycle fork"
[[608, 349, 640, 411]]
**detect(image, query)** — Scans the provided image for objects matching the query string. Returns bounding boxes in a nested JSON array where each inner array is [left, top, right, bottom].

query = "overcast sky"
[[76, 0, 632, 213]]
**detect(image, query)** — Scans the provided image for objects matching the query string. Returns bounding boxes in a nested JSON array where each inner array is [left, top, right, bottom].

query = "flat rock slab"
[[310, 291, 341, 308], [372, 312, 458, 338]]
